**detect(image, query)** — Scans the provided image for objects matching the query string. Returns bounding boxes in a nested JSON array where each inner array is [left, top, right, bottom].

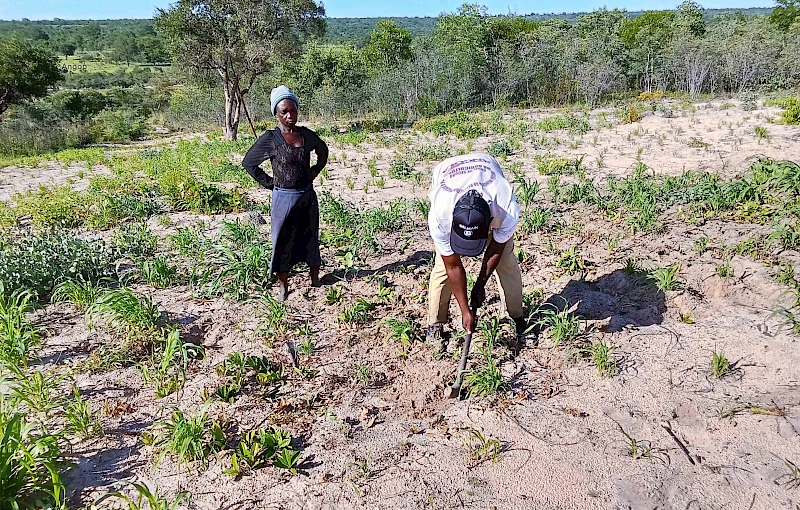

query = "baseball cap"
[[450, 190, 491, 257]]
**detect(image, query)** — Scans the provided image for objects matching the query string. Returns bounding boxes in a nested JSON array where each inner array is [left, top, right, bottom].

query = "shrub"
[[535, 115, 590, 134], [89, 109, 147, 142], [638, 91, 664, 101], [618, 105, 644, 124], [778, 97, 800, 125], [13, 186, 90, 228], [414, 111, 486, 139], [0, 231, 114, 301]]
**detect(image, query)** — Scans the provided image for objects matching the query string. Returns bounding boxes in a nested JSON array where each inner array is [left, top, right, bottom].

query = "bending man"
[[426, 152, 528, 351]]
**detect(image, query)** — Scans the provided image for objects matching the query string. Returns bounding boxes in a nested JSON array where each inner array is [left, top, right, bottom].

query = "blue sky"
[[0, 0, 775, 20]]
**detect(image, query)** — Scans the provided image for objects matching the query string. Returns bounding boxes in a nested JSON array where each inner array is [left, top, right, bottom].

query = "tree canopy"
[[155, 0, 325, 140], [0, 35, 62, 116]]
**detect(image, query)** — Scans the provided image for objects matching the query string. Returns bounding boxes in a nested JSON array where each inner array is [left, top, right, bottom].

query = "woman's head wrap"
[[270, 85, 299, 116]]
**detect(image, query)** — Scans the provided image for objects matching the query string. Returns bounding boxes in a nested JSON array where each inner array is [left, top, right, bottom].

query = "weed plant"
[[537, 304, 581, 346], [235, 427, 300, 472], [338, 299, 375, 325], [51, 278, 106, 311], [461, 428, 501, 466], [0, 231, 114, 301], [143, 405, 226, 468], [0, 408, 66, 509], [463, 347, 506, 398], [87, 287, 164, 335], [140, 257, 179, 288], [139, 329, 204, 398], [535, 154, 585, 176], [710, 348, 732, 378], [65, 386, 102, 439], [382, 317, 417, 356], [414, 111, 486, 139], [113, 222, 158, 259], [535, 115, 590, 134], [0, 283, 40, 368], [648, 265, 682, 292], [101, 481, 190, 510]]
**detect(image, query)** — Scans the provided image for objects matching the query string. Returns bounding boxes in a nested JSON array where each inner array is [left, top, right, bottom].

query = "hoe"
[[446, 307, 477, 399]]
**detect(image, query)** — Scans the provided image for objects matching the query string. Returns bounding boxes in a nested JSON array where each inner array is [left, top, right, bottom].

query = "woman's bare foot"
[[275, 280, 289, 302], [310, 267, 321, 287]]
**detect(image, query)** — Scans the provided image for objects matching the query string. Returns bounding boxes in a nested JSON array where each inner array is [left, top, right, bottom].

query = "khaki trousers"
[[427, 235, 523, 325]]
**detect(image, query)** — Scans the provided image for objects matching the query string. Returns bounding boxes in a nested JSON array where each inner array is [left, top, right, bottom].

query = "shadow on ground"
[[542, 269, 666, 332]]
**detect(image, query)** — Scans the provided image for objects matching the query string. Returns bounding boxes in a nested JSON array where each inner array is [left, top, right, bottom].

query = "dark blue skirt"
[[270, 186, 321, 276]]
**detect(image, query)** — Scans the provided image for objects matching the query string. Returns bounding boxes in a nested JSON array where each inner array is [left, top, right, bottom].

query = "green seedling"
[[143, 405, 226, 468], [461, 428, 502, 466], [338, 299, 374, 325], [648, 264, 682, 291], [710, 348, 733, 379], [65, 386, 102, 439], [463, 347, 506, 398], [325, 286, 343, 305], [100, 481, 190, 510]]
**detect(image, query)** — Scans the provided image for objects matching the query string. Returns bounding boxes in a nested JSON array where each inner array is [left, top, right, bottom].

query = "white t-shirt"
[[427, 153, 519, 256]]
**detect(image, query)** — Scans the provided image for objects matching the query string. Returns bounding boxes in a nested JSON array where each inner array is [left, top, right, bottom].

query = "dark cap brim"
[[450, 230, 487, 257]]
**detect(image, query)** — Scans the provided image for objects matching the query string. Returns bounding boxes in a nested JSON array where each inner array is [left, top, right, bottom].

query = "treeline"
[[323, 7, 773, 42], [0, 1, 798, 155], [268, 2, 800, 118], [0, 19, 168, 63]]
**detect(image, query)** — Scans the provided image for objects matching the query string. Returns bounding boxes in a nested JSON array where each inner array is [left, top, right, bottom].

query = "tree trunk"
[[222, 82, 242, 141]]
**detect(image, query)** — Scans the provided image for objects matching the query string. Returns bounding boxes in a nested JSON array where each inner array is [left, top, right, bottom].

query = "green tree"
[[296, 42, 367, 92], [676, 0, 706, 36], [434, 4, 492, 107], [362, 20, 413, 75], [770, 0, 800, 29], [139, 34, 168, 64], [0, 35, 63, 116], [155, 0, 325, 140], [621, 10, 676, 90], [107, 30, 141, 64]]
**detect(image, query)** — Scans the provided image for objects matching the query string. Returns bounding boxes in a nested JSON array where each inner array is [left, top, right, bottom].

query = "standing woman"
[[242, 85, 328, 301]]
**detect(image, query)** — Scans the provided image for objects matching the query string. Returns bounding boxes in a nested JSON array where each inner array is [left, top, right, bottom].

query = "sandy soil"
[[12, 98, 800, 509]]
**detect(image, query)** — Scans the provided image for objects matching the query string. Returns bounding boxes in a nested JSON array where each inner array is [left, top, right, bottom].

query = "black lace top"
[[242, 126, 329, 190]]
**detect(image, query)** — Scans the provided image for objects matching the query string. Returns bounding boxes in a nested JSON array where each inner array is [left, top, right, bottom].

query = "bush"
[[414, 111, 486, 139], [618, 104, 644, 124], [0, 231, 114, 301], [778, 97, 800, 125], [13, 186, 90, 228], [535, 115, 590, 134], [89, 108, 147, 142], [0, 115, 93, 157]]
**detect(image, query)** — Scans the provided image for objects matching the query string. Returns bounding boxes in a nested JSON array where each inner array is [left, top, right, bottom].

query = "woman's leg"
[[276, 272, 290, 301], [310, 267, 321, 287]]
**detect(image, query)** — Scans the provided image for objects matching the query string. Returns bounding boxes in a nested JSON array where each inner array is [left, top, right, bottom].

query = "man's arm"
[[470, 238, 507, 309], [441, 253, 476, 332]]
